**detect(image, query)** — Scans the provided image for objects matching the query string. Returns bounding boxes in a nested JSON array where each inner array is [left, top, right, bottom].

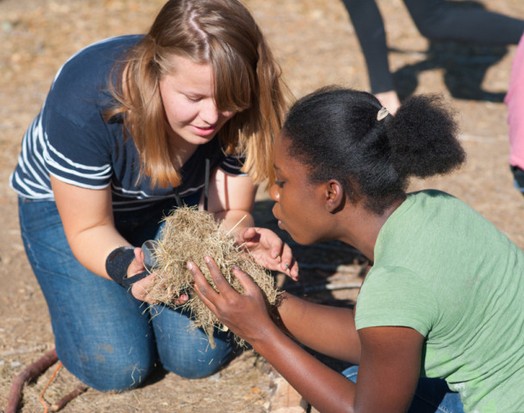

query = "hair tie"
[[377, 107, 389, 121]]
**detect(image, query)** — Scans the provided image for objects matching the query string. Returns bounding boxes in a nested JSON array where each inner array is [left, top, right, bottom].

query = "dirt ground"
[[1, 0, 524, 412]]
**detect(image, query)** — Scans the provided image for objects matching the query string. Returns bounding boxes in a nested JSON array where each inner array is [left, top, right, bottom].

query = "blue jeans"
[[343, 366, 464, 413], [18, 197, 237, 392]]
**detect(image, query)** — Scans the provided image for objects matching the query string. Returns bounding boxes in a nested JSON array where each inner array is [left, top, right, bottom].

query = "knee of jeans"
[[162, 355, 228, 379], [154, 323, 236, 379], [60, 352, 155, 392], [160, 341, 236, 379]]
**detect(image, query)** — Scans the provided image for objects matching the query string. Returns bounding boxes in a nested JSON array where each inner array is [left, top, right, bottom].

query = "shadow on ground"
[[391, 1, 511, 103]]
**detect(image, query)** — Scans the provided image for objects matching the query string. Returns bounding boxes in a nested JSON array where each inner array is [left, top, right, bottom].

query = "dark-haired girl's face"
[[269, 134, 331, 245]]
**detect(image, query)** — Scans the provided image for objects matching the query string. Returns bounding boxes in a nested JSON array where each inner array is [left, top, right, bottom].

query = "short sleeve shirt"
[[355, 190, 524, 412], [10, 35, 245, 212]]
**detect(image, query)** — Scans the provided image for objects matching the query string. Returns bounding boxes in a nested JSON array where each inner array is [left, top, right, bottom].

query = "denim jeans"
[[343, 366, 464, 413], [18, 197, 237, 392]]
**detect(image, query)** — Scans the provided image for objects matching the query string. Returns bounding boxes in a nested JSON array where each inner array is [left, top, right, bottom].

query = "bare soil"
[[1, 0, 524, 412]]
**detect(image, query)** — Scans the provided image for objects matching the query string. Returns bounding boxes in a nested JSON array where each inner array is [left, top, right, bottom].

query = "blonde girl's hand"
[[104, 244, 182, 305], [128, 247, 189, 305], [237, 227, 299, 281], [125, 246, 156, 303]]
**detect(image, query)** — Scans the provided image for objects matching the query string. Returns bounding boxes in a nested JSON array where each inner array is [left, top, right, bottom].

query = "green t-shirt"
[[355, 190, 524, 412]]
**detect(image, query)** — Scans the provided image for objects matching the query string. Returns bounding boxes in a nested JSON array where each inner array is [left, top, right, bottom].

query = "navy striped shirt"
[[10, 35, 245, 212]]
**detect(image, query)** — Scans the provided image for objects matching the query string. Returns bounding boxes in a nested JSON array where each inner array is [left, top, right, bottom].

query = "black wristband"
[[105, 246, 149, 288]]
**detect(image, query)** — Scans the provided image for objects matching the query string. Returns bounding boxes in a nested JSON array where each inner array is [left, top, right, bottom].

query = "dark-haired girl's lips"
[[272, 207, 281, 227]]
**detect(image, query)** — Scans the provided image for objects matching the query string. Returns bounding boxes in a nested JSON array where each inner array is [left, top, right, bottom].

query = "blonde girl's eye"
[[185, 94, 202, 103], [274, 179, 285, 188]]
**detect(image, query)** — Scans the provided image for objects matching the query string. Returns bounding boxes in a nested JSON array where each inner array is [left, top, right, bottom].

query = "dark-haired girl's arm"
[[189, 257, 423, 413], [276, 292, 361, 362], [356, 326, 423, 412]]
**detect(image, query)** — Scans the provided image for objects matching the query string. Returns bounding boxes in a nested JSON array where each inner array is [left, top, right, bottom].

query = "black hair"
[[281, 86, 466, 214]]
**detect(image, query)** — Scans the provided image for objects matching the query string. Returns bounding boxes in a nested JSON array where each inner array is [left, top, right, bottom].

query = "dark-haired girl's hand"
[[236, 227, 299, 281], [188, 256, 276, 344]]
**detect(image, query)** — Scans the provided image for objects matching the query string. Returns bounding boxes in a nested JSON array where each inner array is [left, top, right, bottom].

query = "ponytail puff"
[[387, 95, 466, 179]]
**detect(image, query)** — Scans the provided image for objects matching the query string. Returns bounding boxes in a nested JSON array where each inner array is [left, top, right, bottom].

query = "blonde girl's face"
[[159, 55, 235, 149]]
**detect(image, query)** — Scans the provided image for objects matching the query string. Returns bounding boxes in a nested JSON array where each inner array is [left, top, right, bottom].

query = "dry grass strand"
[[146, 207, 280, 346]]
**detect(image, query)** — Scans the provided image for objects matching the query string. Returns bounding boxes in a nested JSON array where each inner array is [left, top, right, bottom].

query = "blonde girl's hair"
[[105, 0, 290, 188]]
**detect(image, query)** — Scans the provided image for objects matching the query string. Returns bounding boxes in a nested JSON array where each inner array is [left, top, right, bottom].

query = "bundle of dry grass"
[[146, 206, 281, 347]]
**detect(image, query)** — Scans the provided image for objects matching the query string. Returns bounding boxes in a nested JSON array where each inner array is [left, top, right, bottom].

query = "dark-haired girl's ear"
[[325, 180, 345, 213]]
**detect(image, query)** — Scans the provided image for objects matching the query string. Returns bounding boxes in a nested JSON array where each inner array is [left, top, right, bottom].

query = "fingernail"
[[186, 262, 193, 270]]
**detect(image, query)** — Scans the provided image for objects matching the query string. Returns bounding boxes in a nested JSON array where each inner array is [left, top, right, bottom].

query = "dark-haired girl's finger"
[[203, 256, 237, 295], [187, 261, 219, 311]]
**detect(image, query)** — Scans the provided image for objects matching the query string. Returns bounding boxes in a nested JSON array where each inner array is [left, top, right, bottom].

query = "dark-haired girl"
[[189, 87, 524, 412]]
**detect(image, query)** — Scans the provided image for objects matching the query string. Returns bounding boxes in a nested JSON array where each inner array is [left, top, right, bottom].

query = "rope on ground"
[[5, 348, 58, 413], [39, 360, 62, 412]]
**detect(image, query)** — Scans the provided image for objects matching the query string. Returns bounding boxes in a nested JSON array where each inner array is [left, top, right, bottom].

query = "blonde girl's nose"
[[200, 99, 220, 125]]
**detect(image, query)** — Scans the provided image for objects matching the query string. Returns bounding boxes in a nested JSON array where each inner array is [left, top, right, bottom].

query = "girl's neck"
[[168, 131, 197, 169], [338, 198, 404, 262]]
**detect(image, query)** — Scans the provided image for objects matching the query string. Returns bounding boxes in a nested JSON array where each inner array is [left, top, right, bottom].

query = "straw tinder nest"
[[146, 206, 281, 347]]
